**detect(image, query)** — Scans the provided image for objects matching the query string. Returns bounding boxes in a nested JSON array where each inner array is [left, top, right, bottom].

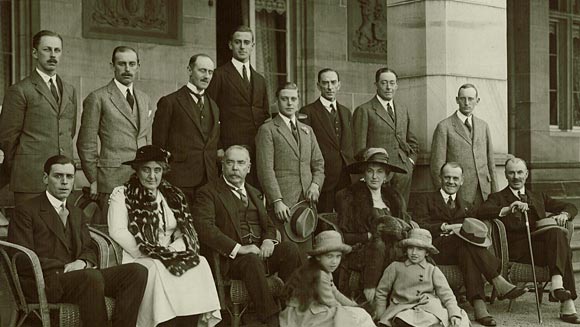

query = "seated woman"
[[108, 145, 221, 327], [336, 147, 417, 303]]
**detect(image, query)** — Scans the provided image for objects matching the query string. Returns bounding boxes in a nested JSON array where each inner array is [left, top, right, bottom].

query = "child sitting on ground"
[[280, 230, 376, 327], [374, 228, 470, 327]]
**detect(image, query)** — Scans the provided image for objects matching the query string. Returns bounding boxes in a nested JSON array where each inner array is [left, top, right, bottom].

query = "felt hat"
[[531, 217, 569, 236], [307, 230, 352, 256], [451, 218, 492, 248], [123, 145, 172, 166], [399, 228, 439, 254], [285, 200, 318, 243], [346, 148, 407, 174]]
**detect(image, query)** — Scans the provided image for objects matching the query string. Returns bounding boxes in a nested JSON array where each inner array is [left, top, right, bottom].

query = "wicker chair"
[[0, 230, 115, 327]]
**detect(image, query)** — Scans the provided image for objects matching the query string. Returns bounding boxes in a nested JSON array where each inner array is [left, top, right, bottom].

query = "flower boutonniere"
[[300, 126, 309, 134]]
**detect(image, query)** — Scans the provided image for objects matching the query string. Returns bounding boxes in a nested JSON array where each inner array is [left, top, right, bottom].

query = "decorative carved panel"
[[348, 0, 387, 63]]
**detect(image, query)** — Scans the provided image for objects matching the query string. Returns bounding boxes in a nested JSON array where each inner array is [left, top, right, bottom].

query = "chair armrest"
[[208, 250, 227, 309], [88, 226, 123, 267], [89, 230, 112, 269]]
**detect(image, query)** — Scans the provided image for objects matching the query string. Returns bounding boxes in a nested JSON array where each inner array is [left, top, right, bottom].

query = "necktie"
[[519, 192, 528, 203], [58, 204, 69, 226], [50, 78, 60, 103], [233, 187, 249, 206], [242, 65, 250, 89], [386, 103, 395, 121], [126, 89, 135, 110], [290, 120, 299, 143], [191, 92, 204, 111], [465, 118, 472, 135], [447, 196, 456, 210], [330, 104, 337, 119]]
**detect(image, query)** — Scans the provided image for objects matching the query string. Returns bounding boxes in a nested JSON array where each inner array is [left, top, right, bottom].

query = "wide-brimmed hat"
[[399, 228, 439, 254], [346, 148, 407, 174], [531, 217, 569, 236], [451, 218, 492, 248], [123, 145, 172, 166], [285, 200, 318, 243], [307, 230, 352, 256]]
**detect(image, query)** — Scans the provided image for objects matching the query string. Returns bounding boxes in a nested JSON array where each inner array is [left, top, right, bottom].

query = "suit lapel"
[[313, 100, 340, 149], [433, 192, 453, 220], [274, 115, 300, 157], [107, 80, 138, 129], [31, 71, 59, 112], [176, 86, 203, 133], [454, 194, 471, 219], [135, 89, 150, 134], [216, 180, 243, 241], [394, 101, 405, 130], [207, 97, 220, 139], [39, 194, 71, 253], [371, 97, 395, 130], [451, 113, 472, 145], [226, 62, 251, 103], [68, 204, 83, 258]]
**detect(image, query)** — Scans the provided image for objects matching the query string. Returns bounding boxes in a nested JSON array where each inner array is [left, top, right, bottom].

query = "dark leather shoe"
[[552, 288, 572, 302], [560, 313, 580, 324], [498, 286, 528, 300], [475, 316, 497, 326]]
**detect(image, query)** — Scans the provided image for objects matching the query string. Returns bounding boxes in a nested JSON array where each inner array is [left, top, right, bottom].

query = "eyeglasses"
[[379, 81, 397, 87]]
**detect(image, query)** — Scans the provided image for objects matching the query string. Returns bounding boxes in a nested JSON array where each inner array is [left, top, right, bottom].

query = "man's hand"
[[509, 200, 529, 213], [450, 316, 461, 327], [274, 201, 291, 223], [553, 213, 569, 226], [305, 183, 320, 203], [260, 239, 275, 259], [64, 260, 86, 273], [237, 244, 261, 256], [89, 181, 99, 200], [445, 223, 462, 233]]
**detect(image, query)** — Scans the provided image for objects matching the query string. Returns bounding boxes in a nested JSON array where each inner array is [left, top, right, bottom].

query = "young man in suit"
[[256, 82, 325, 250], [0, 30, 78, 206], [206, 25, 270, 189], [353, 67, 418, 203], [153, 54, 221, 205], [479, 157, 580, 324], [8, 155, 147, 327], [193, 145, 302, 327], [430, 84, 497, 206], [415, 162, 526, 326], [300, 68, 354, 213], [77, 46, 155, 223]]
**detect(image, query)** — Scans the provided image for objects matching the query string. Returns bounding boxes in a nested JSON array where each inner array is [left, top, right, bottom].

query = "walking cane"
[[524, 210, 543, 324]]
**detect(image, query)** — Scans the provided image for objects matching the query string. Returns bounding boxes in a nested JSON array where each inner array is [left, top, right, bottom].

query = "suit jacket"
[[0, 71, 77, 192], [192, 178, 277, 275], [77, 80, 154, 194], [153, 86, 220, 188], [255, 115, 325, 207], [414, 190, 476, 237], [206, 61, 270, 151], [353, 96, 418, 171], [430, 113, 497, 203], [8, 193, 97, 299], [299, 99, 354, 192]]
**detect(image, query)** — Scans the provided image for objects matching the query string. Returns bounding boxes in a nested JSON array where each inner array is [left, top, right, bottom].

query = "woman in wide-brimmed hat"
[[335, 147, 417, 302], [108, 145, 221, 327]]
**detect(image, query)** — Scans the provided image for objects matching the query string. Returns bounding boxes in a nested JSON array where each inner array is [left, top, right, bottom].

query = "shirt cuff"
[[409, 158, 415, 165], [263, 239, 279, 246], [229, 243, 241, 259], [499, 207, 511, 217]]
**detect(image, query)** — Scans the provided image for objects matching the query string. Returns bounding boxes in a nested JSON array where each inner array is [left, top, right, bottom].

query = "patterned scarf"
[[124, 174, 200, 276]]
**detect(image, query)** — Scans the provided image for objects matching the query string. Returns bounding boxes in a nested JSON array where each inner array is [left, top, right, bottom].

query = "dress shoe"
[[552, 288, 572, 302], [497, 285, 528, 300], [475, 316, 497, 326], [560, 313, 580, 324]]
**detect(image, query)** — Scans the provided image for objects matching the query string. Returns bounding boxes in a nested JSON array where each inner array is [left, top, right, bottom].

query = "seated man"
[[7, 155, 147, 327], [193, 145, 303, 327], [479, 157, 580, 324], [415, 162, 526, 326]]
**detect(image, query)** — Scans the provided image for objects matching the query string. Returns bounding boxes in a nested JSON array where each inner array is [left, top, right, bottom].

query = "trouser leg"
[[100, 263, 148, 327], [266, 241, 303, 282], [59, 269, 108, 327]]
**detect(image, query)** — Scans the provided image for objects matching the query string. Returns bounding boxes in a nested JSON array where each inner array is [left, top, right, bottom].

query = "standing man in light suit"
[[353, 67, 418, 203], [77, 46, 155, 224], [0, 30, 78, 206]]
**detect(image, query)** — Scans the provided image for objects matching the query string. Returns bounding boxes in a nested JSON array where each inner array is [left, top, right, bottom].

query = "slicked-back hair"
[[224, 145, 251, 163], [317, 68, 340, 82], [111, 46, 140, 64], [276, 82, 299, 97], [44, 155, 75, 174], [375, 67, 398, 83], [457, 83, 479, 98], [231, 25, 254, 41], [505, 157, 528, 170], [188, 53, 213, 68], [440, 162, 464, 176], [33, 30, 63, 49]]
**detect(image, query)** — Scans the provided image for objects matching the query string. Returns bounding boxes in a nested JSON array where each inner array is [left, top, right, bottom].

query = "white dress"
[[108, 186, 222, 327]]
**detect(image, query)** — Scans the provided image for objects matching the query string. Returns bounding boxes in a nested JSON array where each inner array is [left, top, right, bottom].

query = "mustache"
[[47, 59, 58, 63]]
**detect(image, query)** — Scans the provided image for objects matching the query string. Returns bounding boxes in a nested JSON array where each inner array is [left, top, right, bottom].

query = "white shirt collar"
[[375, 95, 394, 112], [231, 58, 251, 81], [223, 176, 246, 197], [36, 68, 58, 91], [509, 186, 526, 198], [113, 78, 134, 97], [456, 110, 472, 124], [439, 189, 457, 201], [319, 96, 337, 113], [186, 82, 204, 95], [46, 191, 66, 211], [279, 113, 297, 131]]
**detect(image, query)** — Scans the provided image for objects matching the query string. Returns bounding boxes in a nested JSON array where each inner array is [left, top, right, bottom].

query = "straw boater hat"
[[123, 145, 172, 166], [307, 230, 352, 256], [346, 148, 407, 174], [285, 200, 318, 243], [531, 217, 569, 236], [399, 228, 439, 254], [450, 218, 492, 248]]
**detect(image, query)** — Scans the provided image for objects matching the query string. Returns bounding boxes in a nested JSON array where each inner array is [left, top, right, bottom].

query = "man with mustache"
[[415, 162, 526, 326], [153, 54, 221, 205], [479, 157, 579, 324], [0, 30, 78, 206], [430, 84, 497, 206], [77, 46, 155, 223]]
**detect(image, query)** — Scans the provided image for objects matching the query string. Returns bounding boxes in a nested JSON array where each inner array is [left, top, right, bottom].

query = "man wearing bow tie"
[[153, 54, 221, 205], [479, 157, 579, 324]]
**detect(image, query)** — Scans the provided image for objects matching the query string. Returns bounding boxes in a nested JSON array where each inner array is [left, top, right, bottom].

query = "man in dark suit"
[[0, 30, 77, 206], [353, 67, 418, 203], [206, 25, 270, 189], [479, 157, 580, 324], [77, 46, 155, 223], [153, 54, 220, 205], [7, 155, 147, 327], [300, 68, 354, 213], [415, 162, 526, 326], [193, 145, 302, 327]]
